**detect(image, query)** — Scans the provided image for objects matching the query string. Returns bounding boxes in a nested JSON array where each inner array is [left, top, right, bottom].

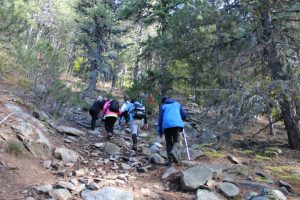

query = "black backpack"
[[109, 100, 119, 112], [132, 102, 146, 119]]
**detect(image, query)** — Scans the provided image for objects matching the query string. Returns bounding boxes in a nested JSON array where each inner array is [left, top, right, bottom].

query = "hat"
[[97, 96, 103, 101]]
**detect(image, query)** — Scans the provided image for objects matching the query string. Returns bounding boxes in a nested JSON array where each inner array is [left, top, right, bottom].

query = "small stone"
[[70, 179, 78, 186], [43, 160, 52, 169], [53, 147, 79, 163], [49, 189, 72, 200], [94, 142, 105, 148], [141, 147, 151, 156], [33, 184, 53, 193], [269, 189, 286, 200], [81, 187, 134, 200], [154, 142, 163, 148], [64, 138, 73, 143], [57, 181, 76, 191], [79, 178, 93, 185], [55, 126, 85, 136], [75, 168, 86, 177], [217, 182, 240, 198], [196, 189, 223, 200], [88, 182, 100, 190], [104, 143, 121, 155], [65, 162, 74, 168], [227, 154, 241, 164], [205, 180, 217, 189], [279, 180, 292, 192], [25, 197, 35, 200], [181, 165, 213, 190], [121, 163, 132, 171], [161, 166, 177, 179], [91, 152, 99, 157], [246, 191, 258, 200]]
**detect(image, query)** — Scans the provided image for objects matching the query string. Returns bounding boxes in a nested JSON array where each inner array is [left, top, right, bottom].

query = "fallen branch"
[[252, 117, 283, 137], [0, 112, 14, 125]]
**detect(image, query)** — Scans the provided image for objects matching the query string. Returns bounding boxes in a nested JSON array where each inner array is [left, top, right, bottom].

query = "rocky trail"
[[0, 93, 300, 200]]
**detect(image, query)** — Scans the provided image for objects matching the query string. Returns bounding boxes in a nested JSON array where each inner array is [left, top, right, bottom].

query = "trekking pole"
[[183, 129, 191, 160]]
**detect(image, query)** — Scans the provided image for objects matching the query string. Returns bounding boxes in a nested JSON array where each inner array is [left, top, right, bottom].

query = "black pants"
[[105, 116, 117, 134], [164, 127, 180, 155], [89, 109, 98, 130]]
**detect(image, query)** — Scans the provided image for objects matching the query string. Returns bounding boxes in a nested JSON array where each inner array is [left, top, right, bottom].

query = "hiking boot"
[[131, 134, 137, 151], [169, 143, 179, 164]]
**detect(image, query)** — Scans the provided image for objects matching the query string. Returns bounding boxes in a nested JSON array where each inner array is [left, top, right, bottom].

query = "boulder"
[[180, 148, 203, 161], [196, 189, 224, 200], [55, 126, 85, 136], [149, 153, 165, 165], [181, 165, 213, 190], [49, 189, 72, 200], [53, 147, 79, 163], [25, 141, 52, 160], [104, 143, 121, 155], [217, 182, 240, 198], [81, 187, 134, 200]]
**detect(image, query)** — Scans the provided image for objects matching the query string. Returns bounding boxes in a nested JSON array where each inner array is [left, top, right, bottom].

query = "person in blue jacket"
[[158, 97, 187, 165]]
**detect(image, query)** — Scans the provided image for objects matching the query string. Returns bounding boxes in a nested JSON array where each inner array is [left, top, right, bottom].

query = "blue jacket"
[[157, 99, 187, 135]]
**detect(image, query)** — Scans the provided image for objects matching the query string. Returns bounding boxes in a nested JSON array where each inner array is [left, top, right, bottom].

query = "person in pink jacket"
[[102, 99, 121, 137]]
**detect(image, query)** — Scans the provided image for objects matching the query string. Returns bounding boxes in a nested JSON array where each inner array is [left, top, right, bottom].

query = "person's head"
[[130, 98, 136, 103], [103, 97, 108, 102], [97, 96, 103, 101]]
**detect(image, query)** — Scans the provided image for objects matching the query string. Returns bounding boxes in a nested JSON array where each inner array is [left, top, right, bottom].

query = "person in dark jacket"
[[157, 97, 187, 165], [89, 96, 107, 130]]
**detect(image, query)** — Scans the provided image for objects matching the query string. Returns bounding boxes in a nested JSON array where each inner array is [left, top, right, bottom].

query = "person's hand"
[[143, 124, 148, 130]]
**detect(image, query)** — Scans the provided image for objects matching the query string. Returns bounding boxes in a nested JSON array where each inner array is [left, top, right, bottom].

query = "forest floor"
[[0, 83, 300, 200]]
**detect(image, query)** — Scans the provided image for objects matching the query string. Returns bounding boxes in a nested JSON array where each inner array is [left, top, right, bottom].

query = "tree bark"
[[262, 0, 300, 149], [84, 65, 97, 97]]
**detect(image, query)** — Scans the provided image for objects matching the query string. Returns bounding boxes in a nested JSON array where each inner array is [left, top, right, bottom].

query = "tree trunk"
[[262, 0, 300, 149], [133, 25, 143, 83], [84, 65, 97, 97], [280, 99, 300, 150]]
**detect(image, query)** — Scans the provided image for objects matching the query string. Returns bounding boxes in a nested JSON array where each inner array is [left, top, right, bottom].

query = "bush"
[[6, 139, 24, 156]]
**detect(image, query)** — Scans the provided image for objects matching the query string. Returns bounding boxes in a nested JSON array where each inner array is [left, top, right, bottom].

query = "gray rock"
[[197, 131, 217, 144], [104, 143, 121, 155], [94, 143, 105, 149], [57, 181, 76, 191], [227, 154, 241, 164], [88, 182, 101, 190], [162, 166, 177, 179], [154, 142, 163, 148], [224, 180, 271, 191], [32, 110, 49, 121], [217, 182, 240, 198], [196, 189, 224, 200], [180, 148, 203, 161], [149, 153, 165, 165], [43, 160, 52, 169], [246, 191, 258, 200], [269, 189, 286, 200], [75, 168, 87, 177], [121, 163, 132, 171], [79, 178, 93, 185], [53, 147, 79, 163], [25, 140, 52, 160], [252, 196, 269, 200], [33, 184, 53, 193], [55, 126, 85, 136], [158, 150, 168, 158], [181, 165, 213, 190], [278, 180, 292, 192], [141, 147, 151, 156], [49, 189, 72, 200], [81, 187, 134, 200], [150, 144, 160, 154]]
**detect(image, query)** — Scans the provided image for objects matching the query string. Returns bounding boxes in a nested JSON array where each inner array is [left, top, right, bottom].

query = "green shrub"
[[6, 139, 24, 156]]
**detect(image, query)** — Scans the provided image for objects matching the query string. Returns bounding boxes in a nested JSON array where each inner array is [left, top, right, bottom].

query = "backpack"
[[109, 100, 119, 112], [132, 102, 146, 119]]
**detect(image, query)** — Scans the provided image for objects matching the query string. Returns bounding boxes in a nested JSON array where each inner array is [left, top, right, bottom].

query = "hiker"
[[127, 99, 148, 151], [157, 97, 187, 166], [102, 99, 120, 137], [89, 96, 107, 130], [118, 99, 131, 128]]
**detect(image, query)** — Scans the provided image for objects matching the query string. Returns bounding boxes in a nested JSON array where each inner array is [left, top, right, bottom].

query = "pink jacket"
[[102, 100, 120, 118]]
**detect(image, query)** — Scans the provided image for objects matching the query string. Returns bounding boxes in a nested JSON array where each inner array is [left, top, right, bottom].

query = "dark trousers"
[[89, 109, 98, 130], [164, 127, 180, 155], [105, 116, 117, 134]]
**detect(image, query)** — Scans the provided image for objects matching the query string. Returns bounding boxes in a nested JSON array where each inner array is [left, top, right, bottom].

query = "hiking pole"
[[183, 129, 191, 160]]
